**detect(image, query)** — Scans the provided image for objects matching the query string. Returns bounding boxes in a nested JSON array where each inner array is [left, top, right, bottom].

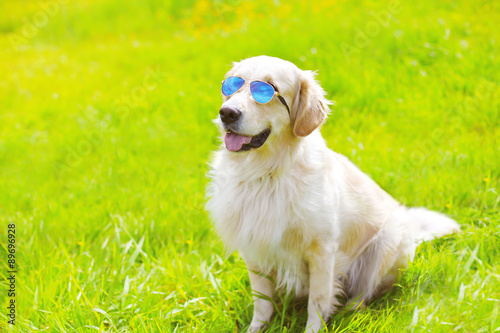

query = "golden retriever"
[[206, 56, 459, 333]]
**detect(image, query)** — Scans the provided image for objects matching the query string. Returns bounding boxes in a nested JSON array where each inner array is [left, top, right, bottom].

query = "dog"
[[206, 56, 460, 333]]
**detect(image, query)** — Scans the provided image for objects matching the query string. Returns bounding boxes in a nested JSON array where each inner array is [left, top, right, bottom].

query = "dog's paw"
[[246, 323, 267, 333], [346, 297, 367, 312]]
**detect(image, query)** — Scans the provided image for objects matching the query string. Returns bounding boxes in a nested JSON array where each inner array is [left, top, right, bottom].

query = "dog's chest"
[[226, 177, 312, 292], [222, 175, 296, 231], [207, 155, 333, 295], [211, 171, 320, 260]]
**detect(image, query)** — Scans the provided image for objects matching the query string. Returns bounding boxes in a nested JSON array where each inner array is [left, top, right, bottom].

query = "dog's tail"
[[408, 207, 460, 243]]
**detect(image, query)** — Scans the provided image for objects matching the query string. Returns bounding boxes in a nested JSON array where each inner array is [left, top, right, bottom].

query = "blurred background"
[[0, 0, 499, 332]]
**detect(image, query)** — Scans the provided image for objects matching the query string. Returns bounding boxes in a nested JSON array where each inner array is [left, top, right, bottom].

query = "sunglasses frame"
[[221, 76, 290, 114]]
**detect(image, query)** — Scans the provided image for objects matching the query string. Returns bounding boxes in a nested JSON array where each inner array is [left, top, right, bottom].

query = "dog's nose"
[[219, 107, 241, 124]]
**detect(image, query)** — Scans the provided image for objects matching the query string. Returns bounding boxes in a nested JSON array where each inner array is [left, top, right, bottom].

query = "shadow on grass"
[[238, 284, 408, 332], [329, 286, 406, 332]]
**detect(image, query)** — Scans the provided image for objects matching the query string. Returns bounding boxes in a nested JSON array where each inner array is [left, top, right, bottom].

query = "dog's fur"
[[206, 56, 459, 333]]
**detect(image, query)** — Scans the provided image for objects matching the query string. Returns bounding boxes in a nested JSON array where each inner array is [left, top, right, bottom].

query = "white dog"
[[206, 56, 459, 333]]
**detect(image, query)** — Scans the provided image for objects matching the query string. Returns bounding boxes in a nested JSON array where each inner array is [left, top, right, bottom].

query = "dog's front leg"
[[305, 245, 335, 333], [244, 263, 275, 333]]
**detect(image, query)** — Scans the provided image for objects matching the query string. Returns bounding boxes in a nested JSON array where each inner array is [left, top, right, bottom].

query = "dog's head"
[[217, 56, 331, 152]]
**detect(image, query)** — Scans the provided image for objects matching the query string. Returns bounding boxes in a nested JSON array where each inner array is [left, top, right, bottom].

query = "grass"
[[0, 0, 499, 331]]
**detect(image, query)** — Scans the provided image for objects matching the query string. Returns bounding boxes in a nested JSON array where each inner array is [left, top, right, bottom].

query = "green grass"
[[0, 0, 499, 332]]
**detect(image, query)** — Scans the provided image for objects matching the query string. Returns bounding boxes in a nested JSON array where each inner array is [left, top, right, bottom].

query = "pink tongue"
[[225, 132, 252, 151]]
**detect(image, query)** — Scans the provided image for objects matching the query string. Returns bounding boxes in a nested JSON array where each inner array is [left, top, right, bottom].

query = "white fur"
[[205, 56, 460, 333]]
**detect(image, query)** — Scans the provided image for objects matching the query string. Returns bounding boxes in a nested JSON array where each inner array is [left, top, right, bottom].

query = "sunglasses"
[[221, 76, 290, 114]]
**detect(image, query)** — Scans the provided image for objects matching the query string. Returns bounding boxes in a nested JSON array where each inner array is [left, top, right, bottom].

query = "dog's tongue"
[[225, 132, 252, 151]]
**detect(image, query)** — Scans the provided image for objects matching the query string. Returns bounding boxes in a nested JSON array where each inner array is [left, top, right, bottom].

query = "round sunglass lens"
[[222, 76, 245, 96], [250, 81, 275, 103]]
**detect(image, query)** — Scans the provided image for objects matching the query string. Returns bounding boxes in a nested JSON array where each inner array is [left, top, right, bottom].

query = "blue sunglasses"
[[221, 76, 290, 114]]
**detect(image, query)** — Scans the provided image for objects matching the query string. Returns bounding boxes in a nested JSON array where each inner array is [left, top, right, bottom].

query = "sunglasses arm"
[[277, 94, 290, 114]]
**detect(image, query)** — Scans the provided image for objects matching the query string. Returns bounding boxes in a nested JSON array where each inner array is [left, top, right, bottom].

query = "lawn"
[[0, 0, 499, 332]]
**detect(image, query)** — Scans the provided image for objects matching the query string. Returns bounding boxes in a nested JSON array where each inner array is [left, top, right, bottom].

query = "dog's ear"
[[292, 70, 332, 137]]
